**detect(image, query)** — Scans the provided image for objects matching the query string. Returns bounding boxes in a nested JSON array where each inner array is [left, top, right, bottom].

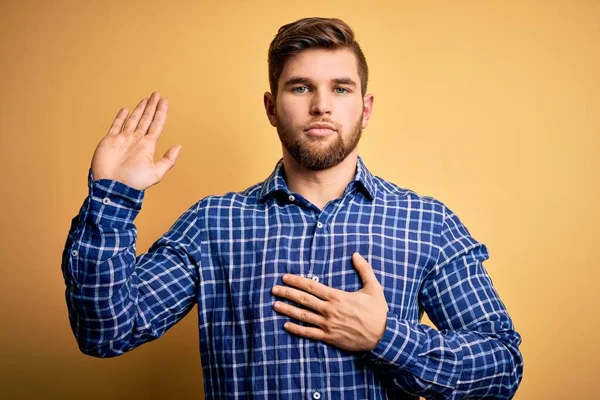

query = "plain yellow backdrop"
[[1, 1, 598, 399]]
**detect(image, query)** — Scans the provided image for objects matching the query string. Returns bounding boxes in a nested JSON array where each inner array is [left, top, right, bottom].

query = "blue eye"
[[334, 87, 349, 94], [293, 86, 309, 93]]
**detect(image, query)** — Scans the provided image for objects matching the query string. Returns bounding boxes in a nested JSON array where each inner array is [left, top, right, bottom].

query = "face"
[[264, 48, 373, 170]]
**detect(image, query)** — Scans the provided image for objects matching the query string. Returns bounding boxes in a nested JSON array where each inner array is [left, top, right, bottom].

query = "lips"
[[306, 127, 336, 136], [305, 122, 337, 136], [306, 123, 336, 131]]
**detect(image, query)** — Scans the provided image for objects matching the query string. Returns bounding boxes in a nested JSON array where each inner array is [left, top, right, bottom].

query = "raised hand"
[[271, 252, 389, 352], [90, 91, 182, 190]]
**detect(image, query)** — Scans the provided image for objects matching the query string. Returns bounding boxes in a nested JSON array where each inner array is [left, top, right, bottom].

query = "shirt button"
[[288, 194, 295, 202], [311, 275, 319, 283], [316, 222, 324, 229], [102, 197, 111, 205], [313, 392, 321, 400], [71, 250, 78, 257]]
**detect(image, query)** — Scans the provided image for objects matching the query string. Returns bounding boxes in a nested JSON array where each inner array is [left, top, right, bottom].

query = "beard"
[[276, 113, 363, 171]]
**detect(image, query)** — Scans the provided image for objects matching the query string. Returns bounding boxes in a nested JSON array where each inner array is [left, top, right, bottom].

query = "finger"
[[136, 91, 161, 134], [352, 252, 379, 288], [108, 108, 129, 135], [154, 145, 182, 177], [273, 301, 326, 327], [283, 322, 326, 342], [147, 98, 168, 139], [271, 285, 326, 313], [122, 97, 148, 133], [281, 274, 335, 301]]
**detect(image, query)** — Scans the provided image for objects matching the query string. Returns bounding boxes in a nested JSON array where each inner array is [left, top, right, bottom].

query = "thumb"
[[155, 145, 182, 176], [352, 252, 379, 291]]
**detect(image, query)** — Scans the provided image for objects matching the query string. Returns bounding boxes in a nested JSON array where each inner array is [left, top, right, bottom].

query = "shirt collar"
[[258, 156, 376, 202]]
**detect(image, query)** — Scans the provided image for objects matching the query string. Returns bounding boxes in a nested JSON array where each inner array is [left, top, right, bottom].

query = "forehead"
[[279, 48, 359, 83]]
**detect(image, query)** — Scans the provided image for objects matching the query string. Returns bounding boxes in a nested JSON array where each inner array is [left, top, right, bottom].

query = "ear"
[[263, 92, 278, 127], [361, 93, 374, 129]]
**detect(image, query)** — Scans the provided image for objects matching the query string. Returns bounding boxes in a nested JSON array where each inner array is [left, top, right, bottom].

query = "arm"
[[61, 91, 199, 357], [61, 171, 202, 357], [363, 204, 524, 399]]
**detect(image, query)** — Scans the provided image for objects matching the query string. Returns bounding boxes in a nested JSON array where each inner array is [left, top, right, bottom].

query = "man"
[[61, 17, 523, 399]]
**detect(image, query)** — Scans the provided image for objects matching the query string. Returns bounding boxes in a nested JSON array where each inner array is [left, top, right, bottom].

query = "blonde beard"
[[276, 115, 363, 171]]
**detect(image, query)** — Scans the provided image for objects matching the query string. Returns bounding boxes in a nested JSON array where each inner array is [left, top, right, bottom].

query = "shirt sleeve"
[[61, 169, 203, 358], [362, 203, 524, 399]]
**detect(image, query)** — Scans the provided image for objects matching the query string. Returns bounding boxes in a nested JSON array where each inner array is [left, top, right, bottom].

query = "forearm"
[[61, 172, 200, 358], [364, 315, 523, 399], [61, 174, 149, 356]]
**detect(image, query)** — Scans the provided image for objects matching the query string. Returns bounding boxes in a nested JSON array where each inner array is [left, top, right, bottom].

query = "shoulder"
[[372, 175, 447, 215], [373, 176, 486, 259], [194, 181, 266, 215], [373, 175, 475, 235]]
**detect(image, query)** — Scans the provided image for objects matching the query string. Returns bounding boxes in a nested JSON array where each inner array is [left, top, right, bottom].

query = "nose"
[[309, 89, 332, 116]]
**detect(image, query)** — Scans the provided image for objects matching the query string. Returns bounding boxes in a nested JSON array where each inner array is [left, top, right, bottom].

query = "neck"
[[282, 149, 358, 210]]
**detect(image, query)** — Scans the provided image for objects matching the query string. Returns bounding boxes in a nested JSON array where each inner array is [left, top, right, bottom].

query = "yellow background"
[[1, 1, 598, 399]]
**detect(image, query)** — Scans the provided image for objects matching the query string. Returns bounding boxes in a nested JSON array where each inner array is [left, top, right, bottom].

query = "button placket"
[[310, 212, 329, 387]]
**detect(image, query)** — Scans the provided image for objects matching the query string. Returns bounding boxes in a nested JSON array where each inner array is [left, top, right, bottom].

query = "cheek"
[[277, 98, 306, 126], [340, 100, 364, 124], [351, 99, 365, 116]]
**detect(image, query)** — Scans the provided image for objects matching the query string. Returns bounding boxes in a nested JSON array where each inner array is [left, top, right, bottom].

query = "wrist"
[[365, 315, 388, 351]]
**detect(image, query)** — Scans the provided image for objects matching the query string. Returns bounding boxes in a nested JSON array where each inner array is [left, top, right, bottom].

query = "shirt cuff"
[[86, 168, 145, 228], [362, 314, 463, 393], [362, 314, 421, 371]]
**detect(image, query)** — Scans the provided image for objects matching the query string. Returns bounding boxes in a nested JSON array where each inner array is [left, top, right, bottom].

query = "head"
[[264, 17, 374, 171]]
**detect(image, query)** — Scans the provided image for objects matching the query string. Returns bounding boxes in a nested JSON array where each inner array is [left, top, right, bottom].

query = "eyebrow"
[[283, 76, 357, 87]]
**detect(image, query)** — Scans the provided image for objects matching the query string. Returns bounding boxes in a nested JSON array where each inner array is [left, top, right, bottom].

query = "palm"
[[90, 92, 181, 191], [92, 133, 158, 190]]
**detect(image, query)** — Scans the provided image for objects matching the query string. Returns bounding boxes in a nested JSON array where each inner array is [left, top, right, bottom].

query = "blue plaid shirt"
[[62, 156, 523, 399]]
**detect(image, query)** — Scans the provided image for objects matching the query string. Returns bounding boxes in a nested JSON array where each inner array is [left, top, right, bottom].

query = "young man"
[[62, 17, 523, 399]]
